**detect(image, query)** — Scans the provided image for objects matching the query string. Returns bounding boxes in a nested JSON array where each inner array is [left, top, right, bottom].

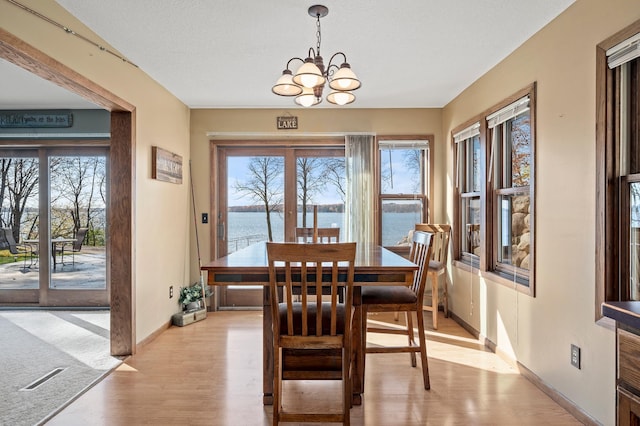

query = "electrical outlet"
[[169, 285, 174, 299], [571, 344, 581, 369]]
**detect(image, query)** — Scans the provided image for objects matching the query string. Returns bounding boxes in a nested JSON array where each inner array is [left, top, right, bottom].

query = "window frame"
[[596, 19, 640, 321], [375, 135, 433, 249], [452, 83, 536, 296], [488, 96, 534, 287], [454, 123, 482, 266]]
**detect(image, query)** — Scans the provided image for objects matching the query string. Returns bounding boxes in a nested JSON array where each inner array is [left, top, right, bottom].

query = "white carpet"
[[0, 311, 122, 426]]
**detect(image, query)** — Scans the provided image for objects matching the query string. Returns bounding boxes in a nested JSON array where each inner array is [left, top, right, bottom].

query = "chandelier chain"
[[316, 15, 322, 55]]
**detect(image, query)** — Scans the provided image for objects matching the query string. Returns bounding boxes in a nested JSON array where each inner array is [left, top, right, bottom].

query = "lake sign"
[[277, 116, 298, 130]]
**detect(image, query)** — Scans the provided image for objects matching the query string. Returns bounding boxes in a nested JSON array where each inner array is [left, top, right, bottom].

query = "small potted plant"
[[178, 283, 212, 311]]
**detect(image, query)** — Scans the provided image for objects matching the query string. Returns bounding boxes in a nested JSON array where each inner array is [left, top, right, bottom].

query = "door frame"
[[0, 29, 136, 356]]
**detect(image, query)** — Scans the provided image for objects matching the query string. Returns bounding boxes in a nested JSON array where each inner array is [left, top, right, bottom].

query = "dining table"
[[200, 241, 418, 406]]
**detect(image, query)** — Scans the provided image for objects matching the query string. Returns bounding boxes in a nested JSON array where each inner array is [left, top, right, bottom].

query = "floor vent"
[[21, 368, 66, 391]]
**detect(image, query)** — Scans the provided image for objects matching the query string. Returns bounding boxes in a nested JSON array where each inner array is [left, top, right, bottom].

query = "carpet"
[[0, 310, 122, 426]]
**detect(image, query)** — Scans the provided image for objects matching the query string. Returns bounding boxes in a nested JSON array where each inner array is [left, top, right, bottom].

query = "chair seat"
[[361, 286, 418, 305], [429, 259, 445, 273], [278, 302, 346, 335]]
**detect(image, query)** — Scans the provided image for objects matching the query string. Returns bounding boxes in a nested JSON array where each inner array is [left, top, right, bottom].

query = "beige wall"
[[1, 0, 192, 342], [189, 108, 444, 272], [443, 0, 640, 423]]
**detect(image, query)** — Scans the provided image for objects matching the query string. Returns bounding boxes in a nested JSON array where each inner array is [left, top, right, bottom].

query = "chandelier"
[[272, 5, 361, 107]]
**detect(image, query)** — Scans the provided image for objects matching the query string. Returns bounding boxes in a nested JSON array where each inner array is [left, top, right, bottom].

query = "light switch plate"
[[571, 344, 581, 369]]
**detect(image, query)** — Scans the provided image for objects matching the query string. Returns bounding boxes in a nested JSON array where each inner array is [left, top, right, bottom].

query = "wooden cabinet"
[[617, 324, 640, 425], [602, 302, 640, 425], [618, 386, 640, 426]]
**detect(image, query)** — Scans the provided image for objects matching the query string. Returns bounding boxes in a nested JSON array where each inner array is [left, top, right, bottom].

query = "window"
[[377, 136, 432, 247], [596, 21, 640, 316], [487, 95, 534, 286], [452, 84, 536, 294], [454, 123, 481, 265]]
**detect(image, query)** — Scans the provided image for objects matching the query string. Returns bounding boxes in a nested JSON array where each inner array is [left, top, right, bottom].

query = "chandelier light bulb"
[[272, 70, 303, 96], [301, 75, 319, 88], [299, 95, 315, 107], [293, 60, 325, 88], [334, 92, 350, 105], [327, 90, 355, 106], [295, 86, 321, 107], [328, 64, 361, 92]]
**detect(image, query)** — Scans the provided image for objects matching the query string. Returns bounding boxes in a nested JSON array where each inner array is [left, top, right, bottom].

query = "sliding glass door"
[[0, 148, 108, 306], [214, 143, 345, 309]]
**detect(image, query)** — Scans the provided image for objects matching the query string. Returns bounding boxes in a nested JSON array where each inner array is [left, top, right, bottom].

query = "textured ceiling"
[[2, 0, 576, 109]]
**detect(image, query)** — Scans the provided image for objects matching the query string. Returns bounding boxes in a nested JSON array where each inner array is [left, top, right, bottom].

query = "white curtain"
[[345, 134, 375, 244]]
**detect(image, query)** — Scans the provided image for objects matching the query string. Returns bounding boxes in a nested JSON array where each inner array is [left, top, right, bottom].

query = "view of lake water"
[[227, 211, 421, 252]]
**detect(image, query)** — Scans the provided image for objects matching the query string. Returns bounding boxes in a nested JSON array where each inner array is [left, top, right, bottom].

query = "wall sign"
[[0, 111, 73, 128], [152, 146, 183, 184], [277, 116, 298, 130]]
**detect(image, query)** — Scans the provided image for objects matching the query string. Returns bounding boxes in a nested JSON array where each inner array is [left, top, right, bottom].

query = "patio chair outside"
[[1, 227, 37, 269], [55, 227, 89, 268]]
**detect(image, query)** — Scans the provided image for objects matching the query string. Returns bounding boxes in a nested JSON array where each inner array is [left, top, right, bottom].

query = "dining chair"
[[414, 223, 451, 330], [267, 241, 356, 425], [1, 227, 37, 269], [361, 230, 433, 389], [296, 227, 340, 243]]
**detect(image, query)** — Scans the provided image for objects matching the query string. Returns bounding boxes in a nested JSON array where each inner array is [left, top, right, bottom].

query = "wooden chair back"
[[414, 223, 451, 329], [414, 223, 451, 264], [407, 230, 435, 301], [267, 242, 355, 343], [295, 227, 340, 243]]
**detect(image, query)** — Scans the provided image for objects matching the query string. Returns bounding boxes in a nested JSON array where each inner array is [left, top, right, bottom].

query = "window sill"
[[453, 260, 532, 296]]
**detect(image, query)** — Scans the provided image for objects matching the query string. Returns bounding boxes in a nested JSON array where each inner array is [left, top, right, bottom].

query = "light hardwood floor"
[[48, 311, 582, 425]]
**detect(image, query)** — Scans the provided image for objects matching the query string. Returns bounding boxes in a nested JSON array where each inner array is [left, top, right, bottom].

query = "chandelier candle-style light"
[[272, 5, 361, 107]]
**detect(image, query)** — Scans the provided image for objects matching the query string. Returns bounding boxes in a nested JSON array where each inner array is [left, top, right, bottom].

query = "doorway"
[[1, 29, 135, 355]]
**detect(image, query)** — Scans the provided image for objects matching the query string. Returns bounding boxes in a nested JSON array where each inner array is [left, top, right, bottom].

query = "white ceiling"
[[2, 0, 576, 110]]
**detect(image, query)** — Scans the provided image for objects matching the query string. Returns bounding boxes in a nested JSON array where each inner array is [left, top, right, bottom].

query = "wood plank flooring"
[[48, 311, 582, 425]]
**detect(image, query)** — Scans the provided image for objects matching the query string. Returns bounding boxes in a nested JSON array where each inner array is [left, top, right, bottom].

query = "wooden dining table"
[[201, 241, 418, 406]]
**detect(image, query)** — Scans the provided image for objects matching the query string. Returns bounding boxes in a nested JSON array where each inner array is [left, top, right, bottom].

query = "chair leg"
[[431, 272, 439, 330], [443, 274, 450, 318], [272, 347, 281, 426], [416, 309, 431, 390], [405, 311, 417, 367], [360, 306, 368, 390], [343, 345, 351, 425]]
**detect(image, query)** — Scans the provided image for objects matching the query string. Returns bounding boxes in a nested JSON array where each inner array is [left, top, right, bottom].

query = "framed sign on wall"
[[152, 146, 183, 184]]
